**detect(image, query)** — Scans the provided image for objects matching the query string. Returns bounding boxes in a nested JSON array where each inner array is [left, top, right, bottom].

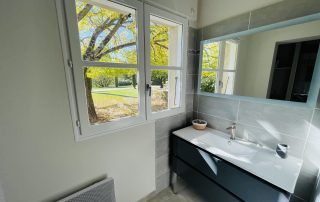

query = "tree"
[[202, 42, 219, 69], [76, 1, 169, 123], [76, 1, 137, 123], [149, 23, 169, 88], [151, 70, 167, 88], [150, 23, 169, 66], [201, 72, 216, 93], [200, 42, 219, 93]]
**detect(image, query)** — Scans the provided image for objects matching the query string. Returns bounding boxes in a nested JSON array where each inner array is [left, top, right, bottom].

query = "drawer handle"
[[198, 149, 218, 175]]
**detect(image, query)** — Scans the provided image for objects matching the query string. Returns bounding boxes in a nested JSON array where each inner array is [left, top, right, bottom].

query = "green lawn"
[[92, 87, 138, 108], [91, 87, 139, 122], [91, 86, 167, 122], [92, 86, 138, 97]]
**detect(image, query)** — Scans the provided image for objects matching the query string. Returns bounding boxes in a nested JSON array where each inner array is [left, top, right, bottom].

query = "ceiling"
[[197, 0, 283, 28]]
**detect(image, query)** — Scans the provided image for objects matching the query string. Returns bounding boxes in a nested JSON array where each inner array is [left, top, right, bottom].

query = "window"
[[145, 5, 187, 119], [200, 40, 239, 95], [63, 0, 146, 137], [57, 0, 187, 139]]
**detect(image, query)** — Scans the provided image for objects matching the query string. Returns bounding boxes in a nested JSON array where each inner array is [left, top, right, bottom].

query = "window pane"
[[201, 71, 218, 93], [151, 70, 181, 112], [224, 40, 239, 70], [221, 71, 236, 95], [150, 15, 182, 66], [76, 0, 137, 63], [84, 67, 139, 124], [202, 42, 220, 69]]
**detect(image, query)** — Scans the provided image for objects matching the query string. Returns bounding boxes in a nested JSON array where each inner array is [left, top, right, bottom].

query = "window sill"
[[75, 120, 155, 142]]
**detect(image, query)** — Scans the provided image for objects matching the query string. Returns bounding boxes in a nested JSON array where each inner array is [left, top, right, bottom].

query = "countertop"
[[173, 126, 303, 193]]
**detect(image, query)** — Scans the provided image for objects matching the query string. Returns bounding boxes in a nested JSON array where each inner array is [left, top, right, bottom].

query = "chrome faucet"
[[226, 123, 236, 140]]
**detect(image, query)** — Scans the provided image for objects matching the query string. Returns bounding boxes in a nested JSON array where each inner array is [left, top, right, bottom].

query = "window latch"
[[67, 59, 73, 69], [146, 84, 152, 96], [76, 120, 80, 128]]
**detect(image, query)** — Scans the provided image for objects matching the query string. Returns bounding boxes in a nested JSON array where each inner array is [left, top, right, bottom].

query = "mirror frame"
[[197, 13, 320, 108]]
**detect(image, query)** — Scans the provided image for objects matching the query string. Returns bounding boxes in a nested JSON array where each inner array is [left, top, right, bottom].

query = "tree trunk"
[[132, 74, 137, 89], [84, 68, 98, 123], [115, 76, 119, 87], [160, 79, 164, 88]]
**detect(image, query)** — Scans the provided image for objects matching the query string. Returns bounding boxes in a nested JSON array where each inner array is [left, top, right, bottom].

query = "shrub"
[[118, 79, 132, 86], [92, 75, 114, 88], [201, 72, 216, 93]]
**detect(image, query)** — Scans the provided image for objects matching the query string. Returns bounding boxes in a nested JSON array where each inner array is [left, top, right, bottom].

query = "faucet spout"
[[226, 123, 236, 140]]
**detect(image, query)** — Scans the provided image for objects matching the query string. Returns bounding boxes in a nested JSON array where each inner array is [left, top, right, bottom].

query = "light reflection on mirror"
[[200, 20, 320, 103]]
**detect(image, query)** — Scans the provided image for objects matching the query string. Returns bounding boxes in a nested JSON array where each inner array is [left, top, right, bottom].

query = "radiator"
[[58, 178, 116, 202]]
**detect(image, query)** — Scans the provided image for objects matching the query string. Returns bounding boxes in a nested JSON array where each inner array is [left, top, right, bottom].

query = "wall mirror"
[[199, 17, 320, 106]]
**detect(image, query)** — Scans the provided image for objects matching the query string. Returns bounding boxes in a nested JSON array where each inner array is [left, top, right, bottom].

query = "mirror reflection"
[[200, 20, 320, 103]]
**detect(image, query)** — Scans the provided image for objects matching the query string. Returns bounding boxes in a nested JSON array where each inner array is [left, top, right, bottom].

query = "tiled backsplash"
[[155, 113, 187, 191], [194, 95, 313, 159]]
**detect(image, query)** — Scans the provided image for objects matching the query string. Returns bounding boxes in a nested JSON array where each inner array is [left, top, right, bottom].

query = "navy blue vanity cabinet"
[[173, 156, 242, 202], [170, 135, 292, 202]]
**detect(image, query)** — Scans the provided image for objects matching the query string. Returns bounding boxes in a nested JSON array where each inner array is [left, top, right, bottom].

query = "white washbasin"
[[197, 133, 258, 156]]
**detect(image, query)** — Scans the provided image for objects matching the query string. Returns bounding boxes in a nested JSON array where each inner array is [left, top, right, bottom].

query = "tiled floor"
[[147, 187, 207, 202]]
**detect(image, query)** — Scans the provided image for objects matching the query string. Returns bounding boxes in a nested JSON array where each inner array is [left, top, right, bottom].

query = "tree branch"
[[77, 4, 93, 22], [93, 14, 131, 56], [83, 18, 116, 60], [154, 39, 166, 43], [96, 42, 136, 59], [154, 41, 168, 49]]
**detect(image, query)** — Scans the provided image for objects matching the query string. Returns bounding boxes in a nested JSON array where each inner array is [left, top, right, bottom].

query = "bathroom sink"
[[173, 126, 303, 194], [197, 133, 258, 156]]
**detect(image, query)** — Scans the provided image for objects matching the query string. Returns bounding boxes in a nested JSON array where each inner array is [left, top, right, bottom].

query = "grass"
[[91, 85, 167, 123], [91, 86, 138, 122], [92, 86, 138, 97]]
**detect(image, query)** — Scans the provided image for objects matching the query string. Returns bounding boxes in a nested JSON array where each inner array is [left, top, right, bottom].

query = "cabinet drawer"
[[171, 136, 290, 202], [173, 156, 242, 202]]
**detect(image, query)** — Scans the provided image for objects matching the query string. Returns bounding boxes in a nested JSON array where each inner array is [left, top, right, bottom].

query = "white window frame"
[[198, 40, 238, 95], [57, 0, 146, 140], [144, 5, 188, 120], [56, 0, 187, 140]]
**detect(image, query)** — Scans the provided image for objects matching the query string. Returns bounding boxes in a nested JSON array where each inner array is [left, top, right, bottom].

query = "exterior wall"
[[195, 1, 320, 201]]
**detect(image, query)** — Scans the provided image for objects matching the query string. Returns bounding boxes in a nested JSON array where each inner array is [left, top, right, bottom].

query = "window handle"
[[146, 84, 152, 96]]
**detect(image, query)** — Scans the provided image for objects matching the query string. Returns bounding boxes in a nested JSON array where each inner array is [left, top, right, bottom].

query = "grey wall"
[[154, 27, 198, 193], [194, 1, 320, 201]]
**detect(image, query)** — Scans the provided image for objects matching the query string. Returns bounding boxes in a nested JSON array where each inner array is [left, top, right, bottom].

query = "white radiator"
[[58, 178, 116, 202]]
